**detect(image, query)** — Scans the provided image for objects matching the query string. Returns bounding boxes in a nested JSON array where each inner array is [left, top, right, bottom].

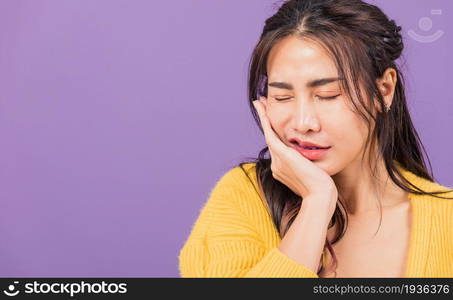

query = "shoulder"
[[397, 166, 453, 227], [399, 167, 453, 207], [419, 181, 453, 242], [181, 162, 270, 246], [213, 162, 257, 191], [207, 162, 261, 211], [204, 161, 273, 228], [186, 162, 261, 225], [410, 177, 453, 225], [410, 174, 453, 205], [424, 181, 453, 213]]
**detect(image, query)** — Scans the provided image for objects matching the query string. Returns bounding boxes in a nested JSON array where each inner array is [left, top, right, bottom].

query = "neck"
[[331, 157, 408, 216]]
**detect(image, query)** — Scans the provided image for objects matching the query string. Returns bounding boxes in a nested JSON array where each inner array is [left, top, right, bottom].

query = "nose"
[[292, 97, 321, 133]]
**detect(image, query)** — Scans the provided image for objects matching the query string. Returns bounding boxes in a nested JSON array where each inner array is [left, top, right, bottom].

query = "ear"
[[376, 68, 397, 112]]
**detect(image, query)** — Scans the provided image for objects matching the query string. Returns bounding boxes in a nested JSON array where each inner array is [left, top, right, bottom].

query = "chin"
[[314, 160, 338, 177]]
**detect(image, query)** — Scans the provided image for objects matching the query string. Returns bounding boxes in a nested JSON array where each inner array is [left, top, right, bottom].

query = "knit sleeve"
[[178, 165, 319, 278]]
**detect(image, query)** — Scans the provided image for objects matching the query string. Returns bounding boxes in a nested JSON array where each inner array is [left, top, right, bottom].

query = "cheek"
[[266, 104, 291, 134], [326, 112, 369, 154]]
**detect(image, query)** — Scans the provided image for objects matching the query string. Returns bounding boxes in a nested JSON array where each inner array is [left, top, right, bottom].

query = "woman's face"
[[265, 35, 370, 176]]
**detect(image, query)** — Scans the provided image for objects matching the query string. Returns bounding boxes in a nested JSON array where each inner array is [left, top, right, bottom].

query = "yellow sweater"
[[178, 162, 453, 277]]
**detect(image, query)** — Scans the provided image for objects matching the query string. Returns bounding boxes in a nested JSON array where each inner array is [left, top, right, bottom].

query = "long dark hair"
[[235, 0, 453, 277]]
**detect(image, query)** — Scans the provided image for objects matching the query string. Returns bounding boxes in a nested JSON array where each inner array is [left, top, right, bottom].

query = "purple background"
[[0, 0, 451, 277]]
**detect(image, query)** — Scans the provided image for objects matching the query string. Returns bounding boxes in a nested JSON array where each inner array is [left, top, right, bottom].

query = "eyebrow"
[[268, 77, 342, 90]]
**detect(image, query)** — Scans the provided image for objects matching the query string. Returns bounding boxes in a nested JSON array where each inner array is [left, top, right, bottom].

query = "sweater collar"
[[395, 162, 434, 277]]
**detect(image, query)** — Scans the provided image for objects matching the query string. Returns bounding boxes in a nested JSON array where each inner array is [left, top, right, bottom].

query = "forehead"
[[266, 35, 338, 82]]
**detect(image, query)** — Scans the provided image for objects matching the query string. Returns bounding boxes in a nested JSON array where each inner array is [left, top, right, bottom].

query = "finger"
[[253, 99, 273, 157], [253, 98, 274, 146], [252, 98, 283, 164], [253, 98, 282, 159], [253, 98, 287, 152]]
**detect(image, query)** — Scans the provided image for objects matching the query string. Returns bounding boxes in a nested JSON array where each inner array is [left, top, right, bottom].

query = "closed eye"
[[316, 94, 340, 100], [274, 97, 292, 101], [273, 94, 341, 101]]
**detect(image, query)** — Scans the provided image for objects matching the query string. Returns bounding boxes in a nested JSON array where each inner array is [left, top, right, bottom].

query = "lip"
[[289, 138, 330, 149], [289, 139, 331, 160]]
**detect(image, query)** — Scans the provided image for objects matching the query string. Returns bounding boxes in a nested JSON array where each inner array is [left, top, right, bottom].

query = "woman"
[[178, 0, 453, 278]]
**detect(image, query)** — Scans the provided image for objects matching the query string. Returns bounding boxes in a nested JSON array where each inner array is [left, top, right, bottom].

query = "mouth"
[[289, 139, 331, 149], [289, 140, 331, 160]]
